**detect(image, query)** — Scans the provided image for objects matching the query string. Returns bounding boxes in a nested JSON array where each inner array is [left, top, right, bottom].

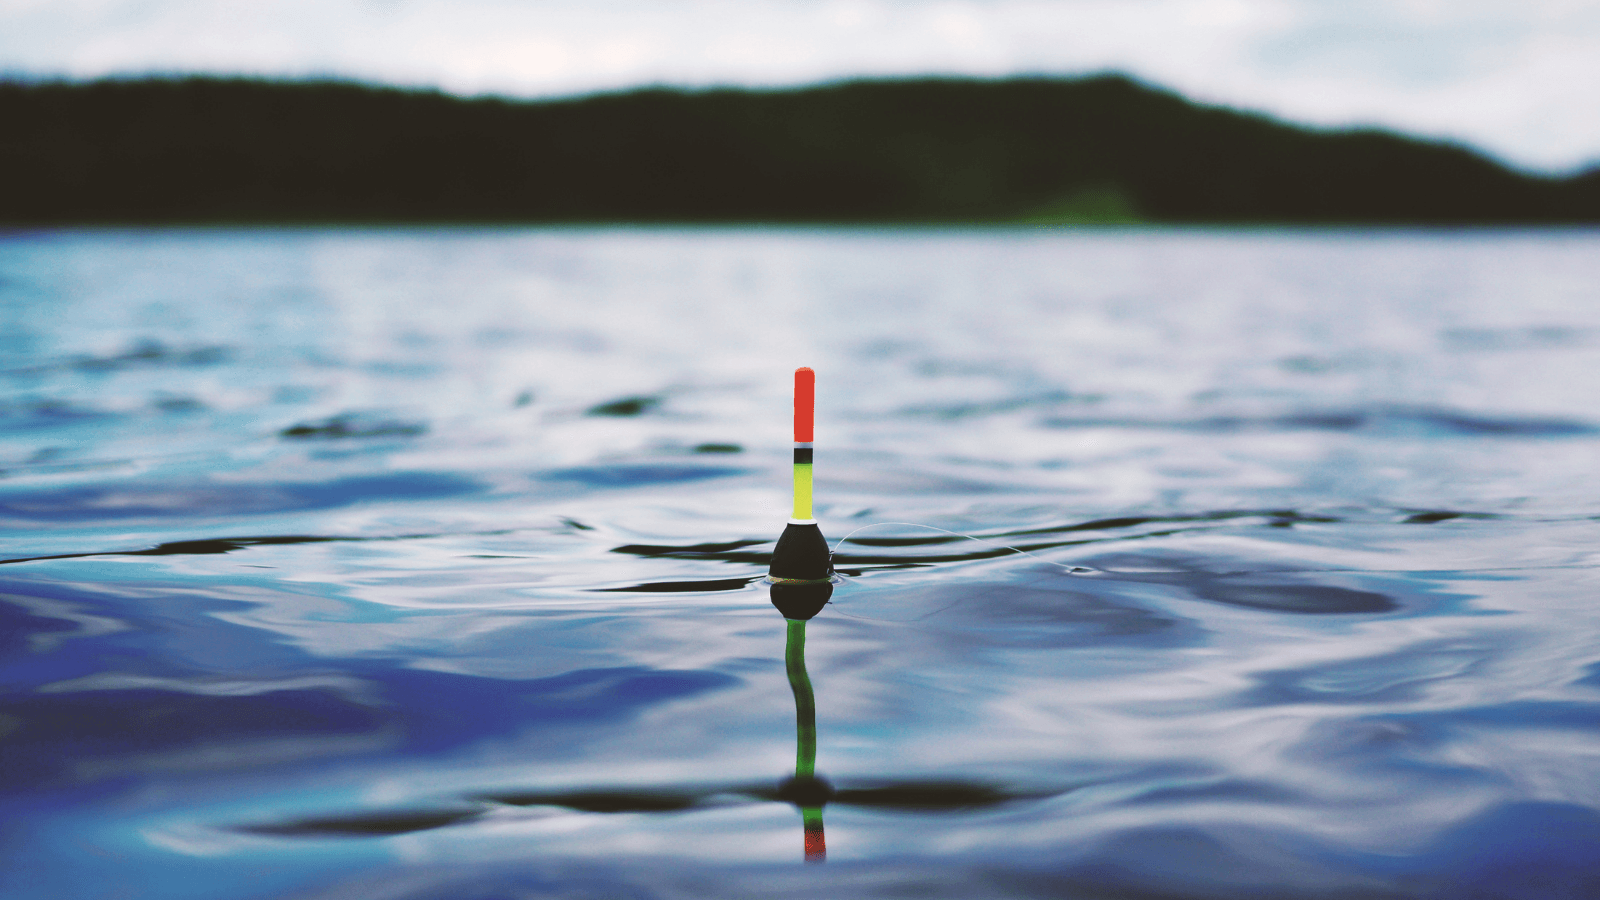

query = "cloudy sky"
[[3, 0, 1598, 173]]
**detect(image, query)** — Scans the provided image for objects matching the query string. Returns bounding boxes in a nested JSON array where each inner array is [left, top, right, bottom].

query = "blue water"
[[3, 227, 1600, 899]]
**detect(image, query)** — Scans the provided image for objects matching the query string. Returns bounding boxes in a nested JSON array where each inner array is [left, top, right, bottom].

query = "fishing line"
[[827, 522, 1600, 580], [828, 521, 1095, 574], [815, 520, 1600, 622], [810, 521, 1089, 622]]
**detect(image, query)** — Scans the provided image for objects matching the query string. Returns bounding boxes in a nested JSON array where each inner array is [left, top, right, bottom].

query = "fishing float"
[[768, 366, 833, 863], [768, 366, 834, 620]]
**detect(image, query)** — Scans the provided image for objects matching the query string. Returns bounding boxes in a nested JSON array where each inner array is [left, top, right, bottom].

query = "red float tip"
[[794, 368, 815, 444]]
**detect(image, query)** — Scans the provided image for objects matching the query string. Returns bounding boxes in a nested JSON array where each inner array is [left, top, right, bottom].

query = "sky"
[[3, 0, 1598, 174]]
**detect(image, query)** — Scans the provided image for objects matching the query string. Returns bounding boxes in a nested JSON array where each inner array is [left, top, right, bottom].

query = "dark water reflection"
[[3, 228, 1600, 899]]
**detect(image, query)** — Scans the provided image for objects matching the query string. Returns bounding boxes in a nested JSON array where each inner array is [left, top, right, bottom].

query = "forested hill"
[[3, 75, 1597, 225]]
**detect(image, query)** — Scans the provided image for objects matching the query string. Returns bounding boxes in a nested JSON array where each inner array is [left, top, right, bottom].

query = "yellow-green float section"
[[792, 463, 813, 520]]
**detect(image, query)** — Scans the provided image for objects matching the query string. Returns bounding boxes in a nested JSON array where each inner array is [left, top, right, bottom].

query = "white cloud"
[[1, 0, 1597, 172]]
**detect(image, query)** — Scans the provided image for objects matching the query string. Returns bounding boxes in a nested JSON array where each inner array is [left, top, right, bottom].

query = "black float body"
[[770, 581, 833, 621], [769, 521, 834, 621], [770, 521, 831, 580]]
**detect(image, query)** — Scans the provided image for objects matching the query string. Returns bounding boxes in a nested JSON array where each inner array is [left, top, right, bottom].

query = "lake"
[[2, 226, 1599, 899]]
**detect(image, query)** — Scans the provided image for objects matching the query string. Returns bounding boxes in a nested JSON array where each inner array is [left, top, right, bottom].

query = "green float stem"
[[785, 618, 816, 778]]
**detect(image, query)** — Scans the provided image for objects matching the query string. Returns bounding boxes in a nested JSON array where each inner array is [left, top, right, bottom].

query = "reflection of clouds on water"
[[0, 473, 481, 524]]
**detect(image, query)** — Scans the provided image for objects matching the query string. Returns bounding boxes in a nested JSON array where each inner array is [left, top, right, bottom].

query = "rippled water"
[[3, 227, 1600, 899]]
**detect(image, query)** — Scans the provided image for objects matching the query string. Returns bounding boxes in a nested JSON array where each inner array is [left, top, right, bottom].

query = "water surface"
[[3, 227, 1600, 899]]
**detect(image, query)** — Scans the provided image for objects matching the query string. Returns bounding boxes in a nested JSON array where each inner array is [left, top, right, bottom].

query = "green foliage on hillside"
[[2, 75, 1595, 224]]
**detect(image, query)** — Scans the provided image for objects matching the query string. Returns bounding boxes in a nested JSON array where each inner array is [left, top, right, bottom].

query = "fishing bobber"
[[770, 366, 833, 621]]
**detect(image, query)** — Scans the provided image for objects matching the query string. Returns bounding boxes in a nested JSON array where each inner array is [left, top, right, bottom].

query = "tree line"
[[2, 75, 1596, 224]]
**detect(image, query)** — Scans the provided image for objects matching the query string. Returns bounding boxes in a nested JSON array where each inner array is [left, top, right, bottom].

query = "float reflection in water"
[[771, 580, 834, 862]]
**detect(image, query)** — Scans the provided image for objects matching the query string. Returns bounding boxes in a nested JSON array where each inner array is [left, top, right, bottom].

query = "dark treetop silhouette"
[[3, 75, 1598, 225]]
